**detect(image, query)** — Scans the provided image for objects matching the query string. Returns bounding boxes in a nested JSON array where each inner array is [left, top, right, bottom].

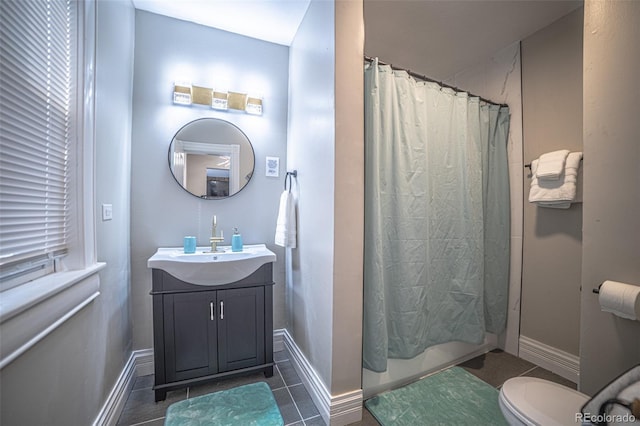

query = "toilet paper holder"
[[593, 280, 640, 321]]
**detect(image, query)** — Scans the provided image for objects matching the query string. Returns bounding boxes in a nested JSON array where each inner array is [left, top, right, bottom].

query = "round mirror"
[[168, 118, 255, 199]]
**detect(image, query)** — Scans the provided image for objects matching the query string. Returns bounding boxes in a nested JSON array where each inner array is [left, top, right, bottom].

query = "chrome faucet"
[[210, 215, 224, 252]]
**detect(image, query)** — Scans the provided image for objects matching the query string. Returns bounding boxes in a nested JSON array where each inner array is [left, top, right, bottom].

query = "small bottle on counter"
[[231, 227, 243, 252]]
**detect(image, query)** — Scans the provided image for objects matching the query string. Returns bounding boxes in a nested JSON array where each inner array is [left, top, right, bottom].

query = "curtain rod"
[[364, 55, 508, 108]]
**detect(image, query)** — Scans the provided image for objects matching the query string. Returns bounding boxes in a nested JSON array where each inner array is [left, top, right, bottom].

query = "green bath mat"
[[365, 367, 508, 426], [165, 382, 283, 426]]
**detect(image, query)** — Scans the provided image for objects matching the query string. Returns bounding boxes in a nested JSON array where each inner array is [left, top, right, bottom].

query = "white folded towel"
[[535, 149, 570, 180], [529, 151, 583, 209], [275, 190, 297, 248]]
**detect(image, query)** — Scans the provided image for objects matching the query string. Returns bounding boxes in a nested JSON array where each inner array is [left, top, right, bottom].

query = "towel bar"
[[525, 158, 583, 169]]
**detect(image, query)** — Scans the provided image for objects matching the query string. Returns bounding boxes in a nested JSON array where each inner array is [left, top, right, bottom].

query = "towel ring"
[[284, 170, 297, 192]]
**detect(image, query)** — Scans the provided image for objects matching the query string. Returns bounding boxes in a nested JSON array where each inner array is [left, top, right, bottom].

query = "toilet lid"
[[500, 377, 588, 425]]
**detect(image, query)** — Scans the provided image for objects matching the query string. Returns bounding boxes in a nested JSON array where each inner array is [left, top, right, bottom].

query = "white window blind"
[[0, 0, 75, 286]]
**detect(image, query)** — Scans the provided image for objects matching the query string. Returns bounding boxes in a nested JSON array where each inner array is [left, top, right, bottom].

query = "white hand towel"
[[275, 190, 297, 248], [528, 152, 582, 209], [535, 149, 570, 180]]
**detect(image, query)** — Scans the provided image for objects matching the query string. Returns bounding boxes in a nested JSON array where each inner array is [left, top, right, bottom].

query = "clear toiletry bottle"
[[231, 227, 243, 252]]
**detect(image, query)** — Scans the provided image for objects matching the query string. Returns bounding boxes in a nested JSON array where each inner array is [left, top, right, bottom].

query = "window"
[[0, 0, 101, 369], [0, 0, 76, 290]]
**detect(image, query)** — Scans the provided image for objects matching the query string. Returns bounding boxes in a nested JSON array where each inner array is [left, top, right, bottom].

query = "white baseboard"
[[134, 348, 154, 377], [93, 349, 150, 426], [519, 335, 579, 384], [282, 329, 363, 426], [273, 328, 285, 352]]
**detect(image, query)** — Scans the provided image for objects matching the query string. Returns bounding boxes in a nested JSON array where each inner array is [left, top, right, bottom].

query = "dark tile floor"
[[117, 349, 323, 426], [459, 348, 577, 390], [116, 348, 575, 426]]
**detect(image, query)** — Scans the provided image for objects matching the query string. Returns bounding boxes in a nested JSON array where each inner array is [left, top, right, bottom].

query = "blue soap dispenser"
[[231, 227, 243, 252]]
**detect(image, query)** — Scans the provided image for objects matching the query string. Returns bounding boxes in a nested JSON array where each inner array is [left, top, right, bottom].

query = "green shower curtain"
[[363, 60, 511, 373]]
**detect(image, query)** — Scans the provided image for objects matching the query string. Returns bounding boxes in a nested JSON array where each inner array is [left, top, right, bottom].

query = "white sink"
[[147, 244, 276, 286]]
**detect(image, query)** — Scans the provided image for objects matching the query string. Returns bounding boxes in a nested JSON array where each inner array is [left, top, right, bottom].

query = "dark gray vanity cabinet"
[[217, 287, 265, 372], [151, 263, 274, 402], [163, 290, 219, 383]]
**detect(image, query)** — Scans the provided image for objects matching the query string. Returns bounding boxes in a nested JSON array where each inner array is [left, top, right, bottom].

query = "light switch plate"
[[102, 204, 113, 221]]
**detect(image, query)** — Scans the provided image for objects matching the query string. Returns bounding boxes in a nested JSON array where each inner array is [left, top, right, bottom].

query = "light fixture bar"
[[172, 80, 263, 115]]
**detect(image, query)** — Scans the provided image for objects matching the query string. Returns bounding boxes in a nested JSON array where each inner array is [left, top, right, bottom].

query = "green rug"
[[165, 382, 283, 426], [365, 367, 508, 426]]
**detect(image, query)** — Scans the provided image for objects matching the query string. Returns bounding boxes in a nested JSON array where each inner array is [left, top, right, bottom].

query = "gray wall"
[[130, 11, 289, 350], [287, 0, 365, 397], [520, 9, 583, 356], [287, 0, 336, 388], [0, 1, 135, 424], [580, 0, 640, 395], [94, 0, 135, 403]]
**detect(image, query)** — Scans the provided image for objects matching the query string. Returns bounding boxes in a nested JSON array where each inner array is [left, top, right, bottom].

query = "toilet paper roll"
[[598, 280, 640, 321]]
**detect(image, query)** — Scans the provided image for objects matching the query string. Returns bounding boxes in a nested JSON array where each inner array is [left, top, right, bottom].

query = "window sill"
[[0, 263, 106, 369]]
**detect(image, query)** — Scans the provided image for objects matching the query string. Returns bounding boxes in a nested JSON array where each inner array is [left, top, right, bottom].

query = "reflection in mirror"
[[168, 118, 255, 199]]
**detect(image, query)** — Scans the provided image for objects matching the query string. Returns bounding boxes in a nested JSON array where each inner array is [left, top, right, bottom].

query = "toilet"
[[499, 377, 589, 425]]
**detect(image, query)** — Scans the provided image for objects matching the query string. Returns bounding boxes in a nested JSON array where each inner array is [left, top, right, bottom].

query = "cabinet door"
[[217, 287, 265, 372], [164, 291, 218, 382]]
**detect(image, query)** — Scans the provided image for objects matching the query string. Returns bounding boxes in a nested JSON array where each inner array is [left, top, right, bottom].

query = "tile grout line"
[[517, 366, 539, 378], [279, 350, 323, 425], [494, 366, 539, 390], [304, 414, 324, 425], [128, 416, 165, 426], [277, 363, 306, 425], [275, 363, 302, 423], [288, 383, 316, 422], [271, 385, 288, 391]]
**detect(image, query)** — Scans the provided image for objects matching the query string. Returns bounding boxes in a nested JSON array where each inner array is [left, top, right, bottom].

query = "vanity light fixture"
[[227, 91, 247, 111], [173, 82, 192, 105], [245, 95, 263, 115], [191, 85, 212, 105], [211, 90, 228, 110], [173, 80, 263, 115]]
